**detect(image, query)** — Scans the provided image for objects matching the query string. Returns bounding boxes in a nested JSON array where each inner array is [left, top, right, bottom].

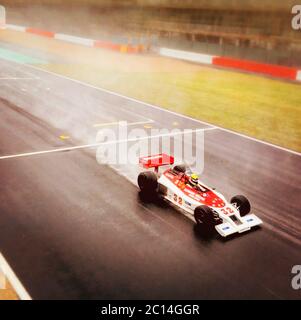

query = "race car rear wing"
[[139, 153, 174, 172]]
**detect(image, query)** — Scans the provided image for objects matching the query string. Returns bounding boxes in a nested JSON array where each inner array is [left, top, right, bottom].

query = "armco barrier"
[[5, 24, 145, 54], [158, 47, 300, 82], [93, 41, 141, 53], [94, 40, 122, 51], [6, 24, 26, 32], [55, 33, 94, 47], [159, 47, 213, 65], [26, 27, 54, 38], [212, 56, 298, 81]]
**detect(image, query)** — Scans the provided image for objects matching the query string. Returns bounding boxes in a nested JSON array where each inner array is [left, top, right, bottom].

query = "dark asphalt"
[[0, 56, 300, 299]]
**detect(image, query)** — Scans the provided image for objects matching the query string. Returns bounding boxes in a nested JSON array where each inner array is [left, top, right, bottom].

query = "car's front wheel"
[[230, 195, 251, 217], [194, 205, 215, 228]]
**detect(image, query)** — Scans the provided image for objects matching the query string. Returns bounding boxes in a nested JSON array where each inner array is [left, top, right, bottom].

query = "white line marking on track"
[[0, 128, 209, 160], [0, 77, 36, 80], [0, 253, 32, 300], [201, 127, 218, 131], [92, 119, 154, 128], [2, 59, 300, 156]]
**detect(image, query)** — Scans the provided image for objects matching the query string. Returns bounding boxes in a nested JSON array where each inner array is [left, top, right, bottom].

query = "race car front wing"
[[215, 214, 263, 237]]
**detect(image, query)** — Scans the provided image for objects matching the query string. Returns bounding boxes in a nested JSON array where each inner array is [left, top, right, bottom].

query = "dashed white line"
[[0, 77, 36, 80], [92, 119, 154, 128]]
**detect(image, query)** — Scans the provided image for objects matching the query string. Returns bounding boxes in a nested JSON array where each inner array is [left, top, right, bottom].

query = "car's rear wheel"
[[194, 205, 215, 227], [230, 195, 251, 217], [173, 164, 186, 173], [138, 171, 158, 194]]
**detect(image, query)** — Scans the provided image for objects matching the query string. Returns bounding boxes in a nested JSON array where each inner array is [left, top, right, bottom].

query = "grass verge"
[[39, 63, 301, 152]]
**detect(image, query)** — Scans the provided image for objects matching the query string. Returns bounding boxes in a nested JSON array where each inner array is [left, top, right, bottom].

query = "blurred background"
[[1, 0, 301, 66]]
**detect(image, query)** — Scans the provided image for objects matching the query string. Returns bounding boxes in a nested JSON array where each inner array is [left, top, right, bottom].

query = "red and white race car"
[[138, 153, 262, 237]]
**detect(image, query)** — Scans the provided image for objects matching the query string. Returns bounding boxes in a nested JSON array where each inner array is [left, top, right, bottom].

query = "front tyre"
[[230, 195, 251, 217], [194, 205, 215, 228]]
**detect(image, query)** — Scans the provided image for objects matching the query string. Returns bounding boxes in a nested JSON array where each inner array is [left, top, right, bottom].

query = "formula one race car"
[[138, 153, 262, 237]]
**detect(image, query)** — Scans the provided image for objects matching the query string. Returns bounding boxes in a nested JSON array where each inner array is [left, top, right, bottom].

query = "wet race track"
[[0, 56, 300, 299]]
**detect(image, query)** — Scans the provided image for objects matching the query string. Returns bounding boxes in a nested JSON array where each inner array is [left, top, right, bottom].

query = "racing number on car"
[[173, 194, 183, 205], [221, 207, 234, 214]]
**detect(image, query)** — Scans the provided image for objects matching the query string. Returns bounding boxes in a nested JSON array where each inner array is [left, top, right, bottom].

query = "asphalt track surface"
[[0, 50, 300, 299]]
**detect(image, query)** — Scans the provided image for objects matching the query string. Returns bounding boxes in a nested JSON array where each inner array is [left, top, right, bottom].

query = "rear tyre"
[[173, 164, 186, 173], [138, 171, 158, 194], [194, 205, 215, 228], [230, 195, 251, 217]]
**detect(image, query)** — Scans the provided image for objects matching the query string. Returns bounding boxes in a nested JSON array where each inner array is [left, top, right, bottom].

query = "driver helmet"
[[189, 173, 199, 187]]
